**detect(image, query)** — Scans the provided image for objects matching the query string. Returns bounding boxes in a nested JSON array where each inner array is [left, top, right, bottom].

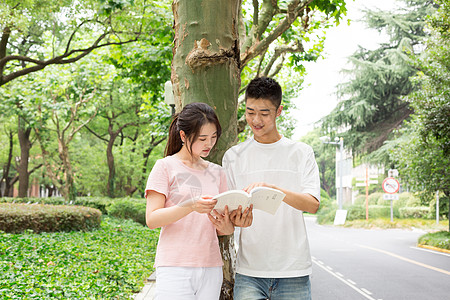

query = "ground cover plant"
[[0, 217, 159, 299]]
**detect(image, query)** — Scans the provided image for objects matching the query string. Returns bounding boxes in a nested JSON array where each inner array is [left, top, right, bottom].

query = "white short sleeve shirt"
[[222, 136, 320, 278]]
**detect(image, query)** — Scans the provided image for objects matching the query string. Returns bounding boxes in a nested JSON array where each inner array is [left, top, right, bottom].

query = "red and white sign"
[[382, 177, 400, 194]]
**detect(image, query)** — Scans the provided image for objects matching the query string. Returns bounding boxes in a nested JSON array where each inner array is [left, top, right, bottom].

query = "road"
[[306, 216, 450, 300]]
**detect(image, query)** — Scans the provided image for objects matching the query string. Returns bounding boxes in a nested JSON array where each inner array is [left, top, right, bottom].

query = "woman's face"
[[186, 122, 218, 158]]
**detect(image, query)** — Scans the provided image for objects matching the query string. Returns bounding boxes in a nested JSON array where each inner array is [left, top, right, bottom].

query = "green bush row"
[[0, 197, 147, 230], [317, 204, 433, 224], [0, 203, 102, 233], [0, 197, 112, 214]]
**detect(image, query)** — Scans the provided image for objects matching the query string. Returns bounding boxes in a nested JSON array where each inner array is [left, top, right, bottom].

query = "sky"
[[291, 0, 400, 139]]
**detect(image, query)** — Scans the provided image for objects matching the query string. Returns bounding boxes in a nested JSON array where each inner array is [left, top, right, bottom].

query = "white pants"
[[155, 266, 223, 300]]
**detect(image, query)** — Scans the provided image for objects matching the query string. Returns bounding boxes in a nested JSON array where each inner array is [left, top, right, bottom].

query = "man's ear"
[[276, 105, 283, 117]]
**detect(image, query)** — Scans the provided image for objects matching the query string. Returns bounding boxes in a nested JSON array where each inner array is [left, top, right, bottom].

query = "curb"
[[417, 244, 450, 254]]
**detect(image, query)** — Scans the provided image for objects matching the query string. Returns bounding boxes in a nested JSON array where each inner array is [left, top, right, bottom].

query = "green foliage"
[[107, 198, 146, 226], [389, 0, 449, 211], [321, 0, 436, 155], [300, 128, 337, 197], [0, 203, 102, 233], [418, 231, 450, 250], [0, 217, 159, 298], [399, 206, 431, 219], [1, 196, 113, 215]]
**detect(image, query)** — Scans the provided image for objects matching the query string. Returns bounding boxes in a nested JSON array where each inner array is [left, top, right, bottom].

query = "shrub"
[[107, 198, 146, 226], [399, 206, 431, 219], [368, 192, 383, 205], [418, 231, 450, 250], [0, 203, 102, 233], [316, 204, 337, 224], [346, 205, 399, 220], [0, 197, 114, 215]]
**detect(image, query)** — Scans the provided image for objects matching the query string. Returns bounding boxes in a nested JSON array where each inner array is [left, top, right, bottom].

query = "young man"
[[223, 77, 320, 300]]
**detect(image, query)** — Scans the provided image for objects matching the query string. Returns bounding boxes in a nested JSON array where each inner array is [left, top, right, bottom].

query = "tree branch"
[[240, 0, 313, 68], [0, 34, 138, 86]]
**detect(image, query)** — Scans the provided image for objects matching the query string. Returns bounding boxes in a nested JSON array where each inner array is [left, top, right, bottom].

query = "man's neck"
[[254, 131, 282, 144]]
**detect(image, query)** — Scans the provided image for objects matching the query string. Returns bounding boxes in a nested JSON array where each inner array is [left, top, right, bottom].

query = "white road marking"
[[312, 257, 377, 300], [411, 246, 450, 257]]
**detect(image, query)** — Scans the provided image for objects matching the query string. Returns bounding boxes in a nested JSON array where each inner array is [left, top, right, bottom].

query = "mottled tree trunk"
[[18, 117, 31, 198], [172, 1, 241, 298], [106, 136, 116, 198]]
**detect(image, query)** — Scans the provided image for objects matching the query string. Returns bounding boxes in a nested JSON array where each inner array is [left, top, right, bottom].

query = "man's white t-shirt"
[[222, 136, 320, 278]]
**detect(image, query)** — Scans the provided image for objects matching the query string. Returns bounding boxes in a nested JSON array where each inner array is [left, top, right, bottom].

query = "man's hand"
[[243, 182, 276, 193], [230, 204, 253, 227]]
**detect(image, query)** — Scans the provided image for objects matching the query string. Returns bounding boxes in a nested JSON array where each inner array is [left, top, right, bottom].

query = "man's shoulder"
[[281, 137, 314, 153]]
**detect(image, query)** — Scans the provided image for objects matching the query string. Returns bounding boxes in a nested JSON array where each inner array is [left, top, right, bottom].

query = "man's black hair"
[[245, 77, 282, 108]]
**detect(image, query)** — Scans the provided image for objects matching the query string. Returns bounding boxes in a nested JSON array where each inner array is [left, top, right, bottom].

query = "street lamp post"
[[164, 81, 175, 115], [320, 136, 344, 210]]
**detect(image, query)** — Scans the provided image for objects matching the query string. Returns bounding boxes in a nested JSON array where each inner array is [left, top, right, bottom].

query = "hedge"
[[0, 203, 102, 233], [0, 197, 112, 214], [107, 198, 147, 226], [399, 206, 431, 219]]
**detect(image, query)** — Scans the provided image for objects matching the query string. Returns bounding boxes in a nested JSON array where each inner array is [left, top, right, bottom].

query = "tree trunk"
[[1, 130, 14, 197], [18, 116, 31, 198], [106, 136, 116, 198], [172, 1, 241, 298], [58, 141, 76, 201]]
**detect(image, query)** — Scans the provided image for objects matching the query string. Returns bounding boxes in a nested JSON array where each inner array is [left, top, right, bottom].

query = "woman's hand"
[[189, 195, 217, 214], [230, 205, 253, 227], [208, 206, 234, 236]]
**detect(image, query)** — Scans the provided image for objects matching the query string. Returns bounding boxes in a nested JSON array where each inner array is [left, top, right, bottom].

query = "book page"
[[212, 190, 250, 213], [249, 187, 285, 215]]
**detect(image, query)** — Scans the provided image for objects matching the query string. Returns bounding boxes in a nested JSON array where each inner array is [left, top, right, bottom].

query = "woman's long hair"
[[165, 102, 222, 157]]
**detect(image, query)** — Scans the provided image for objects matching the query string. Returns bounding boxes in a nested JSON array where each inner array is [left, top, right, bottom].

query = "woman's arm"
[[145, 191, 217, 229]]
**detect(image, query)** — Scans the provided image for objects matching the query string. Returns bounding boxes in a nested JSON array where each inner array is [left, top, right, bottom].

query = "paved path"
[[134, 272, 155, 300]]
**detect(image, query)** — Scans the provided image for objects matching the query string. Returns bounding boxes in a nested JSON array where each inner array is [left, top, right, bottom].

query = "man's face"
[[245, 97, 282, 143]]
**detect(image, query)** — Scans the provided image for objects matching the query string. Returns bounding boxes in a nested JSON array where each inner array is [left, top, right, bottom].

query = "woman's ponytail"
[[164, 114, 183, 157]]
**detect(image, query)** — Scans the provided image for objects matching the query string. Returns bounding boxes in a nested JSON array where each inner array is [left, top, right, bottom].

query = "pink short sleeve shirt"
[[145, 155, 228, 267]]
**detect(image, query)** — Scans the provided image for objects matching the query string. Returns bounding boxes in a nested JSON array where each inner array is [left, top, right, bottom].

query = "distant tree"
[[0, 0, 154, 86], [300, 128, 336, 197], [321, 0, 437, 154], [33, 64, 99, 201], [390, 0, 449, 229]]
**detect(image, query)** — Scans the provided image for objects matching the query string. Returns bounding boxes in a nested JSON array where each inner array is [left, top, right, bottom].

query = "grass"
[[0, 216, 159, 299]]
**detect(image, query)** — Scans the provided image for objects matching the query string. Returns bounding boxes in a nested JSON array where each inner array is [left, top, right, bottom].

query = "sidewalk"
[[134, 272, 156, 300]]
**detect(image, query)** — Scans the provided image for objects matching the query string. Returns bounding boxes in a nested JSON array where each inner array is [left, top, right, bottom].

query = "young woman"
[[145, 102, 233, 300]]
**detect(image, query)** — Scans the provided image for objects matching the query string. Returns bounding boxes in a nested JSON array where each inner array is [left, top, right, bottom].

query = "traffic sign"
[[382, 177, 400, 194], [383, 194, 399, 200]]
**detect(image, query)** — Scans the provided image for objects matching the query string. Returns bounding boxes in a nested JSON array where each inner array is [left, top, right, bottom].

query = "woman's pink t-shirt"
[[145, 155, 227, 268]]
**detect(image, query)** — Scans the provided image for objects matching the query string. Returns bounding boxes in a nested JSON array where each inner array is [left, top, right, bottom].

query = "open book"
[[212, 187, 286, 215]]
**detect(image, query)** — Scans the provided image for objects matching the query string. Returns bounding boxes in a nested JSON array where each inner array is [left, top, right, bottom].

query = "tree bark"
[[1, 130, 14, 197], [17, 116, 31, 198], [106, 131, 118, 198], [172, 1, 241, 297]]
